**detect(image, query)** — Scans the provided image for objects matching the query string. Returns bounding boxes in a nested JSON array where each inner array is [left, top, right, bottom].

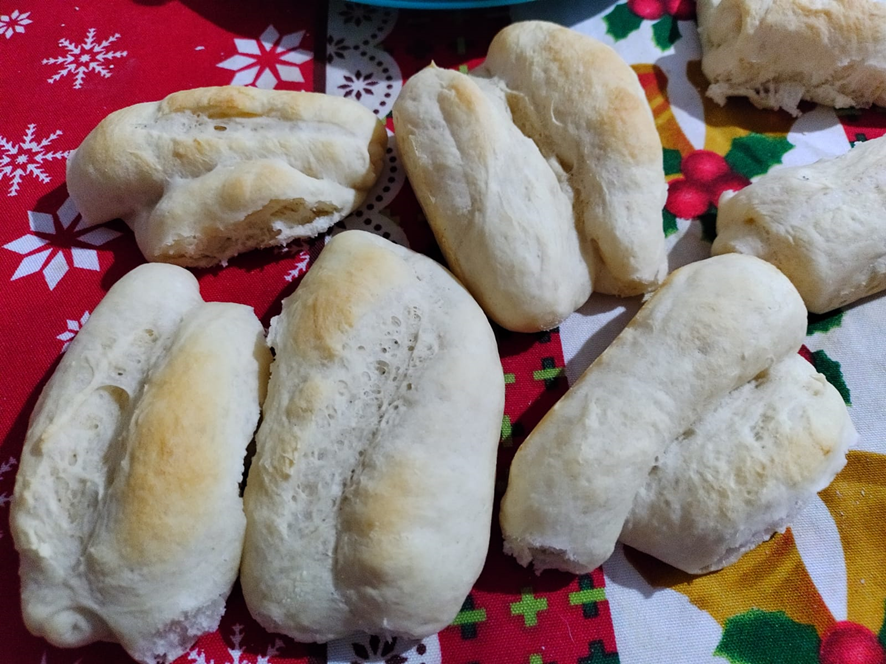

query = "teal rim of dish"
[[352, 0, 536, 8]]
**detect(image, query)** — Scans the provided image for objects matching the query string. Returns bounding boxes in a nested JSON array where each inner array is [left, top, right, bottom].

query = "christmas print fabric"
[[1, 1, 884, 664]]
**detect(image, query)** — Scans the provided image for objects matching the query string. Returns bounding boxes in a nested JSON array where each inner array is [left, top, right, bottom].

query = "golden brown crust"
[[67, 86, 387, 267], [241, 231, 505, 642], [393, 22, 667, 332], [500, 255, 808, 574], [11, 264, 270, 664]]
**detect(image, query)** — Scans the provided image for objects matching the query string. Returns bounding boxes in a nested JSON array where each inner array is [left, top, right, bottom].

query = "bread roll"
[[622, 354, 856, 575], [11, 264, 270, 664], [241, 230, 504, 642], [712, 136, 886, 312], [67, 86, 387, 267], [698, 0, 886, 115], [393, 21, 666, 333], [500, 254, 807, 574], [393, 65, 590, 332]]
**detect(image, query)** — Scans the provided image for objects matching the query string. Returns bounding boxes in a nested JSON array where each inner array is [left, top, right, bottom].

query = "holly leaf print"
[[810, 349, 851, 405], [724, 133, 794, 180], [605, 2, 644, 41], [652, 15, 681, 50], [807, 309, 844, 336], [715, 609, 820, 664], [662, 208, 678, 237], [663, 147, 683, 176]]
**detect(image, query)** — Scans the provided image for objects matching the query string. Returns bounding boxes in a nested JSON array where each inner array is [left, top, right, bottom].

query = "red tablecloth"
[[2, 2, 886, 664]]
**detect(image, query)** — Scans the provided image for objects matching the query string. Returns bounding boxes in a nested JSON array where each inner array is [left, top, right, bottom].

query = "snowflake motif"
[[218, 25, 311, 89], [42, 28, 127, 89], [327, 35, 351, 63], [57, 310, 91, 352], [336, 635, 430, 664], [352, 635, 404, 664], [3, 197, 121, 290], [0, 457, 17, 484], [284, 250, 311, 282], [0, 457, 17, 537], [0, 124, 70, 197], [0, 9, 32, 39], [338, 70, 379, 101], [328, 633, 440, 664], [187, 623, 284, 664], [339, 2, 377, 27]]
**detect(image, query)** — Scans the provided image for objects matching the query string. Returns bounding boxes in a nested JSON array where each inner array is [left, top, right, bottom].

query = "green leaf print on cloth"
[[799, 345, 852, 405], [663, 147, 683, 176], [715, 606, 886, 664], [811, 350, 852, 406], [807, 310, 844, 336], [663, 209, 679, 237], [604, 3, 643, 41], [725, 134, 794, 180], [715, 610, 820, 664], [604, 0, 692, 49], [651, 15, 681, 50]]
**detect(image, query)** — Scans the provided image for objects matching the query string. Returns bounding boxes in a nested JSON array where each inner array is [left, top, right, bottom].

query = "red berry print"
[[680, 150, 731, 184], [666, 178, 710, 219], [628, 0, 666, 20], [799, 345, 815, 364], [665, 149, 751, 219], [820, 622, 886, 664], [664, 0, 696, 20], [709, 172, 751, 205]]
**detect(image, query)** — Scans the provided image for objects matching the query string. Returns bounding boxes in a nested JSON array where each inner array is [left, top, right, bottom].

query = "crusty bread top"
[[11, 263, 270, 664], [481, 21, 667, 294], [393, 22, 666, 332], [622, 354, 856, 574], [500, 254, 807, 574], [66, 86, 387, 267], [241, 231, 504, 642], [712, 136, 886, 313], [698, 0, 886, 114], [393, 64, 591, 332]]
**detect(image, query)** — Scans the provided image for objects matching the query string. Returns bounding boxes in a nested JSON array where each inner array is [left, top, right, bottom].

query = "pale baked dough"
[[698, 0, 886, 115], [500, 254, 807, 574], [67, 86, 387, 267], [713, 136, 886, 313], [622, 354, 856, 574], [393, 21, 667, 332], [241, 230, 505, 642], [11, 264, 270, 664]]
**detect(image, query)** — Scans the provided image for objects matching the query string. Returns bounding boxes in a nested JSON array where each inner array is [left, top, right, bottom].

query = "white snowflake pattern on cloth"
[[0, 10, 32, 39], [0, 458, 16, 507], [217, 25, 311, 89], [327, 633, 442, 664], [326, 0, 401, 118], [3, 197, 121, 290], [43, 27, 127, 89], [57, 310, 90, 351], [187, 623, 284, 664], [0, 457, 18, 538], [284, 248, 312, 282], [0, 124, 70, 197]]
